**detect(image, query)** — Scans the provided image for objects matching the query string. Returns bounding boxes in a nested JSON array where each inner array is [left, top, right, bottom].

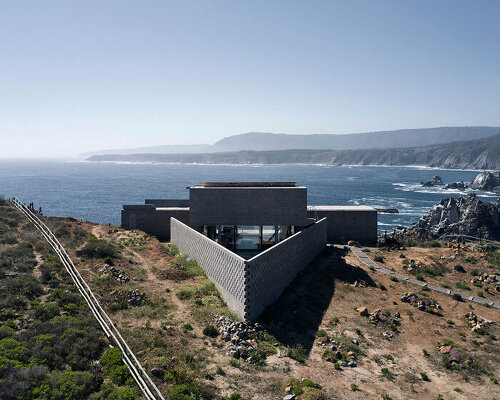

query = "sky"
[[0, 1, 499, 158]]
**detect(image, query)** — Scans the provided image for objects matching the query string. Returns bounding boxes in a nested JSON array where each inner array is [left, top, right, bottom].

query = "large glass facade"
[[202, 224, 294, 259]]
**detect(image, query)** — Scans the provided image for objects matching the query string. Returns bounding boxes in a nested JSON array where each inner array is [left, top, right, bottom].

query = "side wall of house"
[[244, 218, 327, 321], [307, 207, 377, 244], [170, 218, 247, 319], [121, 205, 189, 241]]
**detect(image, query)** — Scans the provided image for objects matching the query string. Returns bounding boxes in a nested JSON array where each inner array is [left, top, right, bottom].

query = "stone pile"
[[465, 312, 494, 333], [357, 307, 400, 326], [126, 290, 143, 306], [214, 315, 262, 361], [320, 338, 359, 367], [99, 265, 130, 283], [400, 292, 440, 312]]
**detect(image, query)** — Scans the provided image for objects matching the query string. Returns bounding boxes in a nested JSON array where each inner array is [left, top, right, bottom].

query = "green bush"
[[76, 239, 119, 259], [374, 255, 384, 263], [202, 325, 218, 338], [100, 348, 132, 385], [456, 282, 471, 291], [167, 382, 213, 400]]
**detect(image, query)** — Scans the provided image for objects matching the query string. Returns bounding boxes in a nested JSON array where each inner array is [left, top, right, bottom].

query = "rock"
[[454, 265, 466, 273], [422, 175, 444, 187], [283, 395, 296, 400], [348, 240, 361, 247], [444, 181, 469, 190], [347, 361, 357, 367], [440, 345, 452, 354], [382, 331, 393, 339], [402, 194, 500, 241], [357, 306, 369, 317], [317, 336, 328, 344], [470, 171, 500, 193], [150, 368, 164, 378], [340, 361, 348, 367]]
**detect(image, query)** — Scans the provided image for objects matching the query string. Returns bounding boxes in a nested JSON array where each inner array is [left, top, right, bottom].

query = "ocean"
[[0, 160, 497, 233]]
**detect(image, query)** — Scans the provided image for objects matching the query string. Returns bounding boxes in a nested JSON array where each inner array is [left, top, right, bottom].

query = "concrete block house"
[[122, 182, 377, 321]]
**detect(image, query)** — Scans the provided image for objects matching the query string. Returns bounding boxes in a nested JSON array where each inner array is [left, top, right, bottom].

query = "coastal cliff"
[[87, 133, 500, 170]]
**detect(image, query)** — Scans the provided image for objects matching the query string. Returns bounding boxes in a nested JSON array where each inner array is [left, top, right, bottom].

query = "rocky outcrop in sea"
[[470, 171, 500, 194], [403, 193, 500, 241], [421, 175, 443, 187]]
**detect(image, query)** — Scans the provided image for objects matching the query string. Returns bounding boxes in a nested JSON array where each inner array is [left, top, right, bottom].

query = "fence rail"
[[11, 197, 165, 400]]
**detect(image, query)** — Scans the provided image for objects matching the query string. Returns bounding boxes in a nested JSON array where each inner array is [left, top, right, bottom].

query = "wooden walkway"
[[349, 246, 500, 309]]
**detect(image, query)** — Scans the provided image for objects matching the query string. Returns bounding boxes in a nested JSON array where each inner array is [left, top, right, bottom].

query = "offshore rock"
[[422, 175, 444, 187], [470, 171, 500, 194], [444, 181, 469, 190], [403, 194, 500, 241]]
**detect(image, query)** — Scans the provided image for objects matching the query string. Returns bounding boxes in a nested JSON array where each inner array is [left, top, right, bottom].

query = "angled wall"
[[171, 217, 327, 322], [245, 217, 327, 321], [170, 218, 247, 318]]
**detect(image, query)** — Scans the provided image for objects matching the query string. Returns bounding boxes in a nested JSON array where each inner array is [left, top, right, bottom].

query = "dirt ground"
[[55, 219, 499, 400]]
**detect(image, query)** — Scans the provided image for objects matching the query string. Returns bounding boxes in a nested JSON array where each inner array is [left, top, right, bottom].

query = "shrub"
[[76, 239, 119, 259], [350, 383, 358, 391], [390, 276, 398, 282], [456, 282, 471, 291], [202, 325, 218, 338], [454, 264, 466, 273], [228, 359, 240, 368], [100, 347, 132, 385], [167, 382, 213, 400], [415, 273, 425, 281], [377, 283, 387, 290], [452, 293, 462, 301], [287, 345, 306, 363], [422, 349, 429, 357], [401, 258, 410, 265], [228, 394, 242, 400], [104, 256, 114, 266], [374, 255, 384, 263], [420, 372, 430, 381], [316, 329, 328, 338], [470, 269, 479, 276], [163, 243, 179, 256], [215, 365, 224, 375]]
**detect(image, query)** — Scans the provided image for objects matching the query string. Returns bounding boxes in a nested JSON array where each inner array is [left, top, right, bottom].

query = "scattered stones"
[[400, 292, 440, 313], [465, 312, 494, 332], [99, 265, 130, 283], [352, 280, 368, 288]]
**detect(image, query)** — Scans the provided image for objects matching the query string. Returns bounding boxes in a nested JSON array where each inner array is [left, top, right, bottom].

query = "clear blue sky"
[[1, 1, 499, 157]]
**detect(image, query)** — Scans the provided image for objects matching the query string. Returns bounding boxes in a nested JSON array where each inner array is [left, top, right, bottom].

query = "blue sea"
[[0, 160, 497, 233]]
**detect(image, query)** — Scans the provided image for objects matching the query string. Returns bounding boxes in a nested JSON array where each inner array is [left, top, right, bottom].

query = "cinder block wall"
[[170, 218, 247, 319], [245, 218, 327, 321], [307, 206, 377, 244], [122, 206, 189, 241], [171, 217, 327, 322], [189, 187, 309, 226]]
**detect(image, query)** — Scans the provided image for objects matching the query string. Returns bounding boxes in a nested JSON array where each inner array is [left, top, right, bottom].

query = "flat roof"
[[200, 182, 296, 188], [307, 205, 376, 211]]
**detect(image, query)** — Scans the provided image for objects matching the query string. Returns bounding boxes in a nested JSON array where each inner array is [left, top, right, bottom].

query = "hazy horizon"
[[1, 1, 500, 158]]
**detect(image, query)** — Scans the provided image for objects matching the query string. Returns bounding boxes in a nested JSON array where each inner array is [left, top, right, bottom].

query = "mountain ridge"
[[81, 126, 500, 156]]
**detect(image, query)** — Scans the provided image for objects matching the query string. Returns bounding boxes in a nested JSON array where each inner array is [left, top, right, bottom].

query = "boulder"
[[470, 171, 500, 193], [444, 181, 468, 190], [422, 175, 444, 187], [357, 307, 369, 317]]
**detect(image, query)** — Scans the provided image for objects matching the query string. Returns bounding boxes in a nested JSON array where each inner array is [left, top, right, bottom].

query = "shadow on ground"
[[259, 246, 375, 354]]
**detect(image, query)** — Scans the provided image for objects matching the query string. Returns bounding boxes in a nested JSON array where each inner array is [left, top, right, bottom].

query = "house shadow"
[[258, 245, 375, 355]]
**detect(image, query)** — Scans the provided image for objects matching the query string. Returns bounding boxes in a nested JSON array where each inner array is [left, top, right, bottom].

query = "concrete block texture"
[[122, 207, 189, 241], [189, 186, 308, 226], [170, 218, 247, 319], [245, 217, 327, 321], [171, 217, 327, 322], [307, 206, 377, 244]]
